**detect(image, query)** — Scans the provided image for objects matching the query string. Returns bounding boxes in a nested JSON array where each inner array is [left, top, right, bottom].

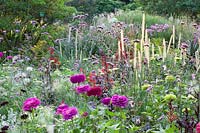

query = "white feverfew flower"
[[26, 67, 33, 72], [23, 78, 31, 86]]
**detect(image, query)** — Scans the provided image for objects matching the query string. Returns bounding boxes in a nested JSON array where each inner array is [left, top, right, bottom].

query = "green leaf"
[[106, 110, 116, 117]]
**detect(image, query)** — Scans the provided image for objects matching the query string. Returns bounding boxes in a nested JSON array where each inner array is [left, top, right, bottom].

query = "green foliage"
[[0, 0, 76, 22], [138, 0, 200, 18], [95, 0, 124, 14], [67, 0, 138, 17]]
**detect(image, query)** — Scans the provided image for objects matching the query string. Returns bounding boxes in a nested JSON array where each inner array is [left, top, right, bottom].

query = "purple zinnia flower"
[[76, 85, 90, 94], [6, 56, 13, 60], [62, 107, 78, 120], [22, 97, 41, 111], [56, 102, 69, 115], [0, 52, 4, 58], [101, 97, 111, 105], [70, 74, 86, 84], [111, 94, 128, 108]]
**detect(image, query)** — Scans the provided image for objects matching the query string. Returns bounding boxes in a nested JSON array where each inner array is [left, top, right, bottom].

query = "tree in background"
[[0, 0, 76, 52], [66, 0, 139, 18], [138, 0, 200, 19], [0, 0, 76, 25]]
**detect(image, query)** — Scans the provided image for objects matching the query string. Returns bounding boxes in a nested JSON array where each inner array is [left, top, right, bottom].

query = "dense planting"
[[0, 10, 200, 133]]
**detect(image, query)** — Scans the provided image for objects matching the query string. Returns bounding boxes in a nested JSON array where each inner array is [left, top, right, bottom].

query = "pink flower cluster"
[[0, 52, 12, 60], [56, 102, 78, 120], [22, 97, 41, 111], [70, 74, 102, 96], [75, 85, 102, 96], [101, 94, 128, 108], [147, 24, 169, 35]]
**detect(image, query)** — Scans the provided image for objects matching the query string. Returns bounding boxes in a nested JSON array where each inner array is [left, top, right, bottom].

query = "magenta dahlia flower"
[[62, 107, 78, 120], [56, 102, 69, 115], [22, 97, 41, 111], [111, 94, 128, 108], [70, 74, 86, 84], [0, 52, 4, 58], [76, 85, 90, 94], [101, 97, 111, 105], [196, 122, 200, 133], [87, 86, 102, 96]]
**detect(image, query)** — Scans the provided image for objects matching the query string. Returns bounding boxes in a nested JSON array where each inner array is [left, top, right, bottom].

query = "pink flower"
[[181, 42, 189, 49], [22, 97, 41, 111], [196, 122, 200, 133], [76, 85, 90, 94], [0, 52, 4, 58], [70, 74, 86, 84], [81, 112, 88, 117], [6, 56, 13, 60], [56, 102, 68, 115], [62, 107, 78, 120], [101, 97, 111, 105], [87, 86, 102, 96], [111, 94, 128, 108]]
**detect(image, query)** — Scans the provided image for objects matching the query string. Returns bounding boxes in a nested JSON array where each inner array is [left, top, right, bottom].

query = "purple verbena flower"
[[15, 30, 20, 33], [181, 42, 189, 49]]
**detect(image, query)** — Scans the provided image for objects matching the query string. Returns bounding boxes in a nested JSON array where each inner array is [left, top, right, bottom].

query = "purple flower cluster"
[[56, 102, 78, 120], [147, 24, 169, 35], [70, 74, 86, 84], [76, 85, 90, 94], [22, 97, 41, 111], [181, 42, 189, 49], [101, 94, 128, 108], [194, 25, 200, 44]]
